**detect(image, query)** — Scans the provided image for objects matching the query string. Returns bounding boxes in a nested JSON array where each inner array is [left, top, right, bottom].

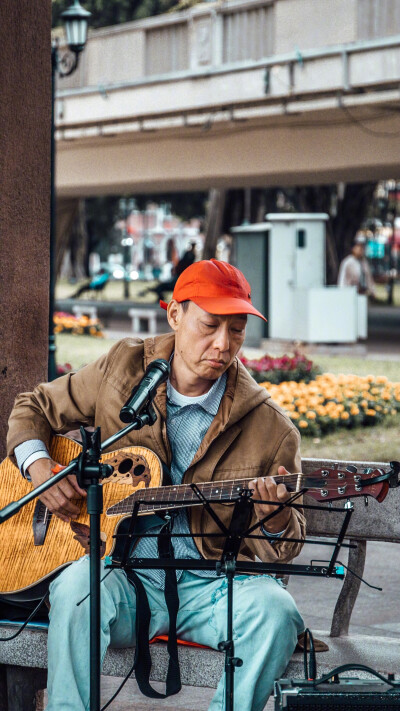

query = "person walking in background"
[[173, 241, 197, 277], [337, 235, 376, 297], [139, 241, 198, 302]]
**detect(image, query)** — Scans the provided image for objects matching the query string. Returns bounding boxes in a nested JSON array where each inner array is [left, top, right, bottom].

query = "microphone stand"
[[0, 403, 158, 711]]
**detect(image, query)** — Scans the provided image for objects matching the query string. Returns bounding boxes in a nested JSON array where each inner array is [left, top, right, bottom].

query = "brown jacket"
[[7, 332, 305, 564]]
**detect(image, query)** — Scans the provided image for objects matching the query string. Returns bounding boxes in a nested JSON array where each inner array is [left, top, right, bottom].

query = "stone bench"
[[128, 307, 157, 335], [0, 457, 398, 710], [72, 304, 98, 321], [0, 627, 398, 710]]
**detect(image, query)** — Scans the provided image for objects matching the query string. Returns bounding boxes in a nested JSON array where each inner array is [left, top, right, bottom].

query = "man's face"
[[167, 301, 247, 383]]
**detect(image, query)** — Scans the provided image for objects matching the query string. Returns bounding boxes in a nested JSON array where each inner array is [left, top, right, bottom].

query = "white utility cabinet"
[[231, 214, 368, 345]]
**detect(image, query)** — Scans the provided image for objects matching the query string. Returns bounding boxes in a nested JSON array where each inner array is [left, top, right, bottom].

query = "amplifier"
[[274, 677, 400, 710]]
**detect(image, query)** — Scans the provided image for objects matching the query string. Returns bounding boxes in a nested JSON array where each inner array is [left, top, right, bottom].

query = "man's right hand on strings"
[[28, 458, 87, 523]]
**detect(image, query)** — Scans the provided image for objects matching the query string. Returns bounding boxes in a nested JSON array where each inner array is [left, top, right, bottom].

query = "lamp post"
[[48, 1, 91, 382], [119, 198, 136, 299]]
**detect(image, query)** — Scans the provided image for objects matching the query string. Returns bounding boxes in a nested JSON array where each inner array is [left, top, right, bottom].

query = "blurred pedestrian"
[[70, 267, 110, 299], [139, 242, 197, 301], [337, 235, 375, 297], [174, 241, 197, 277]]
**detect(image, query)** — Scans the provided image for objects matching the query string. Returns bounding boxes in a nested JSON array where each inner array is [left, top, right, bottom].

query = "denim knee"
[[48, 556, 91, 614], [234, 575, 303, 633]]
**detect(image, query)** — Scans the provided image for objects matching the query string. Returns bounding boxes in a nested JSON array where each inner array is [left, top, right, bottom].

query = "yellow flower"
[[365, 409, 376, 416], [306, 411, 316, 419], [289, 412, 299, 419], [299, 420, 308, 428], [350, 406, 359, 415], [341, 412, 350, 420]]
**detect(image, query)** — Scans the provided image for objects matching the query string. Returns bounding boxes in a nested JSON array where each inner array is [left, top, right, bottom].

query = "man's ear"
[[167, 300, 182, 332]]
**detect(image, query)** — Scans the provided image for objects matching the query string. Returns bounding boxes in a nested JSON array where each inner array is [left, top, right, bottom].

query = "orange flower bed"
[[260, 373, 400, 436], [54, 311, 104, 338]]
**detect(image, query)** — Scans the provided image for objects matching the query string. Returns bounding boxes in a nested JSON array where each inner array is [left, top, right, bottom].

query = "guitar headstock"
[[303, 465, 390, 503]]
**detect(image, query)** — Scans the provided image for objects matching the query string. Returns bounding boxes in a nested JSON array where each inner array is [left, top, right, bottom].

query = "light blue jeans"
[[46, 556, 304, 711]]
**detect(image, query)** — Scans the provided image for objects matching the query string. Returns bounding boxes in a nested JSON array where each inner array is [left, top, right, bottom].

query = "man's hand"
[[28, 458, 87, 523], [249, 466, 291, 534]]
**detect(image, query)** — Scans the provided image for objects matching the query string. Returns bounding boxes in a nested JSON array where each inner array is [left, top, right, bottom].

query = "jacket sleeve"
[[6, 340, 122, 463], [248, 426, 306, 564]]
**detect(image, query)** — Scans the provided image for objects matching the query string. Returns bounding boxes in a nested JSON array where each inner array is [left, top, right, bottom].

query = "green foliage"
[[52, 0, 185, 28]]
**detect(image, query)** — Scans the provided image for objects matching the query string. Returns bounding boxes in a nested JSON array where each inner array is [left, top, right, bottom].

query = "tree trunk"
[[203, 188, 227, 259], [55, 198, 79, 277]]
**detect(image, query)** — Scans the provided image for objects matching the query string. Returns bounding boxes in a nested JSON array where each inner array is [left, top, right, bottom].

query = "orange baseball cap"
[[160, 259, 267, 321]]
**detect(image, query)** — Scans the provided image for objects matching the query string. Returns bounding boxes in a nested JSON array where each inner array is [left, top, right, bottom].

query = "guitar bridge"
[[32, 500, 50, 546]]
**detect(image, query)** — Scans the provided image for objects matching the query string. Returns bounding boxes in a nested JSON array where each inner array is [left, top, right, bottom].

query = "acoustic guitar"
[[0, 435, 390, 599]]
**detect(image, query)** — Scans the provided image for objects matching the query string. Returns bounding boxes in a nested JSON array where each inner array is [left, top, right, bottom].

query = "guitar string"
[[39, 477, 368, 522]]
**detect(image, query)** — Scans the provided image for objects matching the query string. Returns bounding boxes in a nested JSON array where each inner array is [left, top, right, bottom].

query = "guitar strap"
[[126, 516, 181, 699]]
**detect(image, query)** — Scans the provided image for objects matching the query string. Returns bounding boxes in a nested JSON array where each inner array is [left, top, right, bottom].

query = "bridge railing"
[[55, 0, 400, 95]]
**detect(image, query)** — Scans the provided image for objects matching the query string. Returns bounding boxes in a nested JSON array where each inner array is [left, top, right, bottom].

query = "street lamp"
[[119, 198, 136, 299], [48, 1, 91, 382]]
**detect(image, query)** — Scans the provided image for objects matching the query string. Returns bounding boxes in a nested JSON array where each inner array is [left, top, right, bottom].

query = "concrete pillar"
[[0, 1, 51, 459]]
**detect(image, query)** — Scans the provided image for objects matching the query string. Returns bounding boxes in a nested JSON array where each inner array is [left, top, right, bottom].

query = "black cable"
[[340, 103, 400, 137], [302, 628, 317, 680], [312, 663, 400, 688], [76, 568, 114, 607], [0, 592, 49, 641], [100, 658, 136, 711], [310, 559, 382, 591]]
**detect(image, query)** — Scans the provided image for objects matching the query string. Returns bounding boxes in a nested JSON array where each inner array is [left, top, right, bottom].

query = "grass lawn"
[[56, 334, 400, 464]]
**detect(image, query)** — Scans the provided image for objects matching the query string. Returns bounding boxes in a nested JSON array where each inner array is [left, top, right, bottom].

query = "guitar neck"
[[106, 473, 302, 516]]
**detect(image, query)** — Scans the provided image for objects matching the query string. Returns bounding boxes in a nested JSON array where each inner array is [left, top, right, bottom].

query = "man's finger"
[[66, 474, 87, 498], [38, 494, 70, 523], [48, 486, 81, 518], [55, 477, 80, 502], [277, 465, 290, 477], [276, 482, 290, 501]]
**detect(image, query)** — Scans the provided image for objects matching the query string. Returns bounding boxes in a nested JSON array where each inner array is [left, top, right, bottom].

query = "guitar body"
[[0, 435, 162, 597]]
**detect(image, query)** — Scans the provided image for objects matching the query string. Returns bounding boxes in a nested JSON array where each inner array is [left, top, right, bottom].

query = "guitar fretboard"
[[106, 473, 302, 516]]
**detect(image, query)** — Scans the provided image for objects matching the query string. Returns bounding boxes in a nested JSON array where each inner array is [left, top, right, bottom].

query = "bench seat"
[[0, 626, 398, 689]]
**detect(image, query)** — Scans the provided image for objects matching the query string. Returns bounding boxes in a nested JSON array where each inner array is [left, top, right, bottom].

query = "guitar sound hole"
[[134, 464, 145, 477], [118, 458, 133, 474]]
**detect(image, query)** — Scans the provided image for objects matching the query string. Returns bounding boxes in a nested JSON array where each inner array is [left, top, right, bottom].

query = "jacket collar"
[[142, 332, 271, 430]]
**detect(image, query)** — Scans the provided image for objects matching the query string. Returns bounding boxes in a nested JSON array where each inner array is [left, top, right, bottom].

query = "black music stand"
[[109, 482, 355, 711]]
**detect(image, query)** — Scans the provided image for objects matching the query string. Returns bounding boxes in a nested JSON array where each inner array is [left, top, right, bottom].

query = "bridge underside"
[[57, 100, 400, 197]]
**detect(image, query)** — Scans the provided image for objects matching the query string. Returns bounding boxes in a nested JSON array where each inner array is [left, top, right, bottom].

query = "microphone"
[[119, 358, 170, 423]]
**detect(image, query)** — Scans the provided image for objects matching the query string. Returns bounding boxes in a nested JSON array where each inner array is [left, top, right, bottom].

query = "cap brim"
[[159, 296, 267, 321], [193, 296, 266, 321]]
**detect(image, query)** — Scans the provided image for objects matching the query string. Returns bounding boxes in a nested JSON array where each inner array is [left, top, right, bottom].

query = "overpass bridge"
[[55, 0, 400, 197]]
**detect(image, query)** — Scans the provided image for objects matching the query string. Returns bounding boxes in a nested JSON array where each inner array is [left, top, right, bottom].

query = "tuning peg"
[[364, 496, 369, 507], [364, 467, 373, 475], [346, 465, 357, 474]]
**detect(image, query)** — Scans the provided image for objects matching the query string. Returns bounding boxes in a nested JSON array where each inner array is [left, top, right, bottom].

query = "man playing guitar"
[[7, 259, 305, 711]]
